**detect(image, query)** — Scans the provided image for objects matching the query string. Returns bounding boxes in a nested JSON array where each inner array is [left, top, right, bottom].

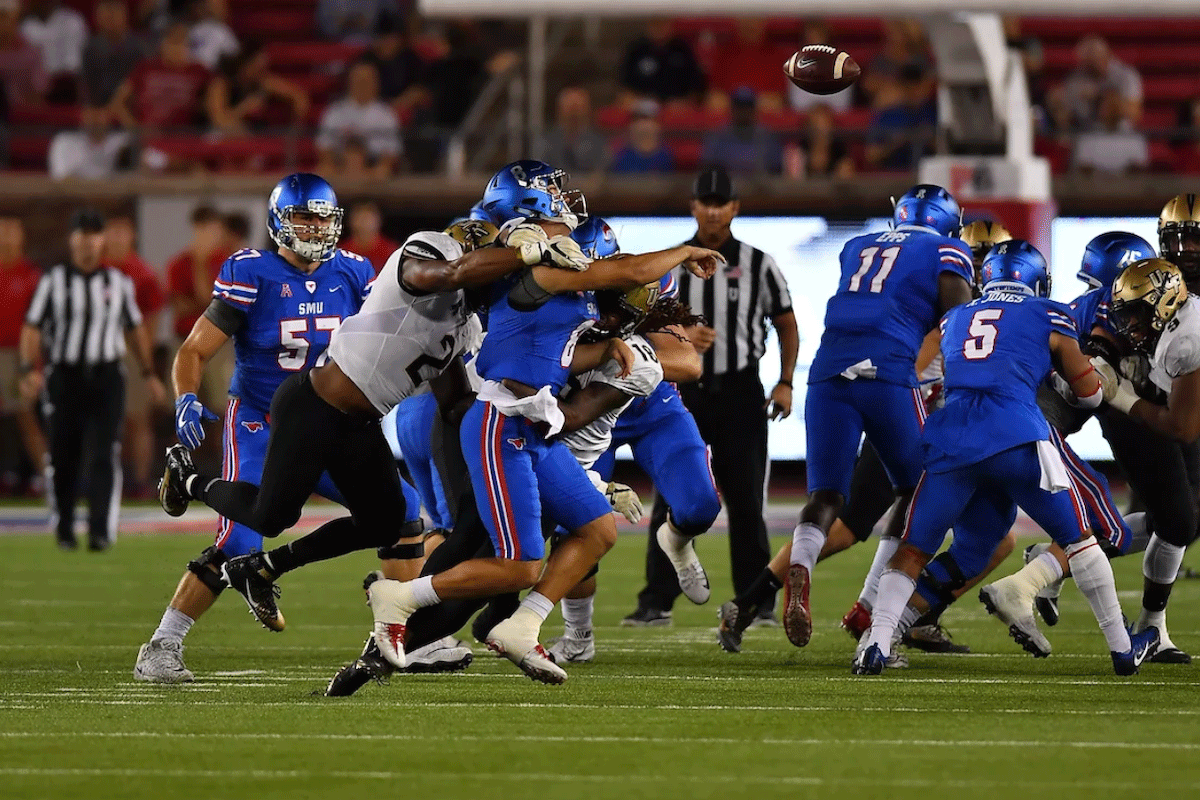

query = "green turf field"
[[2, 529, 1198, 800]]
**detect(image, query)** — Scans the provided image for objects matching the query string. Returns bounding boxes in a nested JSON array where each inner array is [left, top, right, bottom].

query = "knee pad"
[[187, 545, 228, 596], [914, 551, 968, 609], [375, 519, 427, 559]]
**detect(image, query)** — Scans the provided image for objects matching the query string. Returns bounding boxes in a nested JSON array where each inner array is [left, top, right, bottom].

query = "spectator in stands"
[[327, 135, 373, 178], [19, 0, 86, 103], [220, 211, 249, 253], [317, 0, 399, 45], [794, 103, 854, 178], [702, 86, 782, 175], [340, 199, 396, 273], [411, 22, 500, 130], [706, 19, 784, 112], [316, 60, 401, 177], [184, 0, 238, 71], [360, 13, 423, 111], [81, 0, 146, 108], [539, 85, 607, 174], [611, 101, 674, 174], [48, 104, 132, 179], [619, 18, 705, 107], [0, 215, 44, 497], [865, 63, 937, 172], [1072, 88, 1149, 173], [109, 21, 209, 131], [787, 19, 853, 113], [1058, 35, 1142, 132], [860, 19, 932, 109], [104, 212, 166, 498], [0, 0, 47, 105], [205, 43, 309, 135]]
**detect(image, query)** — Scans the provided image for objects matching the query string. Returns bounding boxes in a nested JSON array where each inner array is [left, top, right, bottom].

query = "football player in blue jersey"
[[134, 173, 377, 683], [854, 241, 1160, 676], [784, 185, 975, 650]]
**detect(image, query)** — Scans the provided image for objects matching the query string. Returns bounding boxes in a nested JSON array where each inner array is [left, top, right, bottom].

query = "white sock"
[[1124, 512, 1150, 555], [152, 607, 194, 645], [1142, 535, 1185, 584], [790, 522, 825, 571], [520, 591, 555, 622], [865, 569, 916, 657], [1134, 608, 1176, 649], [561, 595, 594, 637], [410, 575, 440, 608], [897, 603, 922, 635], [1067, 539, 1130, 653], [858, 536, 900, 607]]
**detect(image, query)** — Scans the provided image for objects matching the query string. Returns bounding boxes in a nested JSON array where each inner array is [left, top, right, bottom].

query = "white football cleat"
[[133, 639, 194, 683], [656, 526, 710, 604], [402, 637, 474, 673], [979, 577, 1052, 658], [367, 578, 419, 669], [486, 614, 567, 685], [548, 631, 595, 664]]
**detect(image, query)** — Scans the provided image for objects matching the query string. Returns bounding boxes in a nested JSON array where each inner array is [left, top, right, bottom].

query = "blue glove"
[[175, 392, 219, 450]]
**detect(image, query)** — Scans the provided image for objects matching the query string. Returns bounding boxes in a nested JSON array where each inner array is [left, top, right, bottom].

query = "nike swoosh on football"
[[795, 59, 817, 70]]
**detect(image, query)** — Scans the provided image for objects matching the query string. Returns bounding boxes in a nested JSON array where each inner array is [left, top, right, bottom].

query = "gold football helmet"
[[444, 219, 499, 252], [1110, 258, 1187, 352], [959, 219, 1013, 267], [1158, 194, 1200, 280], [599, 281, 662, 336]]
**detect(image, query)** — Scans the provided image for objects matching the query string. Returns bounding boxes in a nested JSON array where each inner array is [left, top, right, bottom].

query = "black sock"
[[265, 517, 364, 576], [1142, 577, 1173, 613], [736, 568, 783, 612], [187, 473, 217, 502]]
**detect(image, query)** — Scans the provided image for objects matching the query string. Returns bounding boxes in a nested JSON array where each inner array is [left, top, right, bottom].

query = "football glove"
[[511, 230, 589, 271], [605, 481, 644, 524], [175, 392, 218, 450]]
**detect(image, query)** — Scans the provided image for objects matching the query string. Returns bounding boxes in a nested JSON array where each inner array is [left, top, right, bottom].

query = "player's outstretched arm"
[[401, 246, 526, 293], [534, 245, 723, 294], [173, 314, 231, 399]]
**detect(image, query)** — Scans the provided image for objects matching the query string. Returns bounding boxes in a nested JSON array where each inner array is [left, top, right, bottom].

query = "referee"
[[625, 167, 799, 625], [18, 209, 165, 550]]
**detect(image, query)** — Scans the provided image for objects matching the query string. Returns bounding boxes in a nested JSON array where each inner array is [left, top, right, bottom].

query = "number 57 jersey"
[[809, 226, 974, 388]]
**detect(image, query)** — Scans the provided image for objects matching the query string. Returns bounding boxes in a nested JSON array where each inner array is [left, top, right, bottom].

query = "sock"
[[790, 522, 825, 572], [1067, 539, 1130, 653], [152, 606, 194, 645], [858, 536, 900, 607], [519, 591, 555, 622], [865, 569, 916, 657], [561, 595, 595, 637], [897, 603, 922, 635], [1142, 535, 1185, 588], [734, 567, 783, 611], [1124, 512, 1150, 555], [410, 575, 440, 608], [265, 518, 368, 575], [185, 474, 217, 501]]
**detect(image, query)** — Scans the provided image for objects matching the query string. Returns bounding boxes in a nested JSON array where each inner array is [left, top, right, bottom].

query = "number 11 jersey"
[[809, 225, 973, 387]]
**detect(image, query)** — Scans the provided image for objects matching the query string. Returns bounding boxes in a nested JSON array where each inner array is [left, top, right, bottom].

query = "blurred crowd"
[[0, 199, 396, 499]]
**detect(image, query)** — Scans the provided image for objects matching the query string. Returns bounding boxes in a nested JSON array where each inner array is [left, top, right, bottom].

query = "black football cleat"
[[326, 635, 395, 697], [902, 624, 971, 654], [1035, 595, 1060, 627], [221, 553, 285, 631], [717, 600, 756, 653], [158, 444, 195, 517]]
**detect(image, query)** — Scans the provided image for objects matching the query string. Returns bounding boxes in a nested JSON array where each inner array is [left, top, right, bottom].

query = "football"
[[783, 44, 861, 95]]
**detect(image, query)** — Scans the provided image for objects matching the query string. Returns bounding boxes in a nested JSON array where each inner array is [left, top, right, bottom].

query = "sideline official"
[[625, 167, 799, 625], [19, 209, 165, 550]]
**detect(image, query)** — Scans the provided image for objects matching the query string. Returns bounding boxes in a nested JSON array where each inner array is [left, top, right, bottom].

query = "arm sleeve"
[[24, 272, 52, 326], [759, 253, 793, 317], [202, 297, 248, 336]]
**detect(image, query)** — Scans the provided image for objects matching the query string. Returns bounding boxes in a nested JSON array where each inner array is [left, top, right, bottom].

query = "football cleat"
[[1113, 626, 1160, 675], [221, 553, 285, 632], [783, 564, 813, 647], [486, 615, 567, 685], [548, 631, 595, 664], [367, 578, 418, 670], [979, 582, 1051, 658], [902, 624, 970, 654], [403, 637, 474, 673], [620, 606, 672, 627], [656, 527, 710, 604], [133, 639, 194, 684], [325, 634, 394, 697], [716, 600, 756, 653], [840, 601, 871, 641], [748, 611, 780, 628], [157, 444, 195, 517], [852, 643, 886, 676]]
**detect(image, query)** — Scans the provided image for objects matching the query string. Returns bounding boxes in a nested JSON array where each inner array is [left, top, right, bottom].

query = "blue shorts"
[[391, 393, 453, 531], [214, 397, 345, 558], [903, 441, 1089, 561], [805, 378, 927, 497], [461, 400, 612, 562]]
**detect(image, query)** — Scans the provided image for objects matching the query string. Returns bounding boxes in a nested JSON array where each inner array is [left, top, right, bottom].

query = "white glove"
[[516, 235, 589, 270], [1107, 373, 1141, 414], [1120, 354, 1150, 388], [1089, 356, 1119, 403], [605, 481, 644, 524]]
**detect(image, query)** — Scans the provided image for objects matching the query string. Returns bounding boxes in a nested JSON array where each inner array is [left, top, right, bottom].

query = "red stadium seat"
[[595, 104, 630, 132], [10, 105, 80, 127], [264, 42, 365, 70], [668, 138, 704, 171], [659, 106, 728, 132]]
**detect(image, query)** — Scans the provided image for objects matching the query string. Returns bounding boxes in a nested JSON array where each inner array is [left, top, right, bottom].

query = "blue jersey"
[[1067, 286, 1117, 338], [213, 247, 374, 413], [473, 273, 598, 393], [809, 226, 974, 387], [923, 290, 1078, 471]]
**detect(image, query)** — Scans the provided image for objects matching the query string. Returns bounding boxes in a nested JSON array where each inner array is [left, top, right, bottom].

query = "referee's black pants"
[[200, 372, 408, 563], [44, 363, 125, 546], [639, 367, 773, 612]]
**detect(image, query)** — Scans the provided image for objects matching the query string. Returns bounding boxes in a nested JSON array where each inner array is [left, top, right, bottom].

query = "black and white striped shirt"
[[675, 234, 793, 377], [24, 263, 142, 367]]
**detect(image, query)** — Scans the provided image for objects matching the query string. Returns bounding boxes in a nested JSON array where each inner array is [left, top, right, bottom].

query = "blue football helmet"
[[468, 201, 492, 223], [481, 160, 583, 227], [979, 239, 1050, 297], [892, 184, 962, 237], [267, 173, 343, 263], [1078, 231, 1155, 290], [571, 216, 619, 260]]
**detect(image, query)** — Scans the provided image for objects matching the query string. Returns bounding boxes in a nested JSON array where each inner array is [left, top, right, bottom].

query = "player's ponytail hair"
[[636, 297, 707, 339]]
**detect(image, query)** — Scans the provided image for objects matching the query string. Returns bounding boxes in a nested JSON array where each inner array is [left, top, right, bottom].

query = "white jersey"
[[1149, 294, 1200, 395], [559, 335, 663, 469], [327, 231, 475, 415]]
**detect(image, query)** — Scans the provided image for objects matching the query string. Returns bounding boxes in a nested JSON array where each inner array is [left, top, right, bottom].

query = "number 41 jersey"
[[809, 226, 974, 387]]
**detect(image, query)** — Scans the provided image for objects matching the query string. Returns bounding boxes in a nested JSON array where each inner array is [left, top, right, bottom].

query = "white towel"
[[840, 358, 877, 380], [475, 379, 566, 436], [1036, 439, 1072, 494]]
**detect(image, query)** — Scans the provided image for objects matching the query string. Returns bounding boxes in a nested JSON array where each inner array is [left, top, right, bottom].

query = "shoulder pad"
[[401, 231, 463, 263]]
